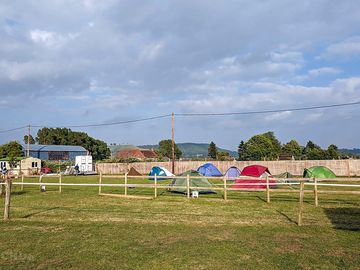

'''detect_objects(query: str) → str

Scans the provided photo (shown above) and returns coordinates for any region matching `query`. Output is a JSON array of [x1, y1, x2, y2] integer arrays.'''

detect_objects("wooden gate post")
[[4, 178, 11, 221], [186, 174, 190, 198], [223, 176, 227, 201], [21, 174, 24, 191], [99, 172, 102, 194], [298, 181, 305, 226], [124, 173, 128, 196], [266, 176, 270, 203], [314, 177, 318, 207], [59, 174, 62, 193], [154, 174, 157, 198]]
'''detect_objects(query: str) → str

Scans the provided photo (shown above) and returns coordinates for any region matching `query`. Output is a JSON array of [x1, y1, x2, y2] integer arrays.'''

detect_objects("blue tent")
[[197, 163, 222, 177], [225, 166, 241, 179], [148, 166, 174, 180]]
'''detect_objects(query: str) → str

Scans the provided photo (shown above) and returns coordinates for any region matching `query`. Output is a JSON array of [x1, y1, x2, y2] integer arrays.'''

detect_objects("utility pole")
[[171, 112, 175, 174], [27, 124, 30, 157]]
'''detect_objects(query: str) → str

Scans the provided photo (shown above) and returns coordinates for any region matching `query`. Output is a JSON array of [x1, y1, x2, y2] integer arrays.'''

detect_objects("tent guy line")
[[0, 100, 359, 134]]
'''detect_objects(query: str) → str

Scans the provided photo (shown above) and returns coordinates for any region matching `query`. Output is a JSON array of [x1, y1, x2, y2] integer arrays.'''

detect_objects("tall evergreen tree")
[[208, 141, 217, 159], [238, 140, 245, 160]]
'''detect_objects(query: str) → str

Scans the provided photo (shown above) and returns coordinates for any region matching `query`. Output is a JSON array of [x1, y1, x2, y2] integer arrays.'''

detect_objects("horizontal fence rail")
[[1, 174, 360, 225]]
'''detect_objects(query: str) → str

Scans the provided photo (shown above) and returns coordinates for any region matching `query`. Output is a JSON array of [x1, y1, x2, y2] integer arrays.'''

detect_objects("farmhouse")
[[0, 156, 41, 176], [22, 144, 87, 161], [116, 146, 158, 160]]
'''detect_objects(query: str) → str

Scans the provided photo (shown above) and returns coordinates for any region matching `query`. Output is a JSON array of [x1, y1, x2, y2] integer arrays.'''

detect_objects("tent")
[[225, 166, 241, 179], [303, 166, 336, 179], [197, 163, 222, 177], [169, 170, 216, 194], [232, 165, 276, 189], [148, 166, 174, 180], [274, 172, 295, 178], [127, 167, 142, 176]]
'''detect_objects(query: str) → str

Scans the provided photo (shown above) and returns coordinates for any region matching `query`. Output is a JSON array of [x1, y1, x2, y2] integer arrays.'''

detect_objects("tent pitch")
[[303, 166, 336, 179], [232, 165, 276, 189], [225, 166, 241, 179], [127, 167, 142, 176], [148, 166, 174, 180], [169, 170, 216, 194], [197, 163, 222, 177]]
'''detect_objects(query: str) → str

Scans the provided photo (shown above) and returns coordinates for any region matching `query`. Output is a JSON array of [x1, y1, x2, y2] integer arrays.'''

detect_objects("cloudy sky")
[[1, 0, 360, 150]]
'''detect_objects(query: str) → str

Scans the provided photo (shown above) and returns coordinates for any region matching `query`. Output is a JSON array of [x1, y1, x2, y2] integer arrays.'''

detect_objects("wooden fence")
[[2, 174, 360, 226], [96, 159, 360, 176]]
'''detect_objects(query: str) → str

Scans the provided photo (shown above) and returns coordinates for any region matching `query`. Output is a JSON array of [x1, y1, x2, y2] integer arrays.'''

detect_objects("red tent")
[[232, 165, 276, 189]]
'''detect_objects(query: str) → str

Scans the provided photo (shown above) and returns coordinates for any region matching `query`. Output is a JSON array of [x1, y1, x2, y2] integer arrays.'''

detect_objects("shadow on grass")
[[22, 207, 60, 218], [323, 208, 360, 231], [276, 210, 297, 225]]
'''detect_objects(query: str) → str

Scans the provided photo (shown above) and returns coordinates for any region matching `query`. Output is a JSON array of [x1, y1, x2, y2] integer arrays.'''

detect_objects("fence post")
[[99, 172, 102, 194], [59, 174, 62, 193], [223, 176, 227, 201], [4, 179, 11, 221], [314, 177, 318, 207], [124, 173, 128, 196], [154, 174, 157, 198], [266, 176, 270, 203], [21, 174, 24, 191], [298, 181, 305, 226], [186, 174, 190, 198]]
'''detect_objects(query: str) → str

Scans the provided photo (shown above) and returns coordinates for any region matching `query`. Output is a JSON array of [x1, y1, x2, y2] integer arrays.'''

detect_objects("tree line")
[[236, 131, 341, 161]]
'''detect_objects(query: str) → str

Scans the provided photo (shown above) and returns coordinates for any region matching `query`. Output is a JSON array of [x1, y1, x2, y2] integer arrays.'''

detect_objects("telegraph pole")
[[27, 125, 30, 157], [171, 112, 175, 174]]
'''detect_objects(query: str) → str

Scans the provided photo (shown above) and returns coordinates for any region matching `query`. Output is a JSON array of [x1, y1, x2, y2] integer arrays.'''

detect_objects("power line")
[[0, 101, 359, 134], [0, 126, 28, 134], [175, 101, 360, 116], [31, 114, 172, 128]]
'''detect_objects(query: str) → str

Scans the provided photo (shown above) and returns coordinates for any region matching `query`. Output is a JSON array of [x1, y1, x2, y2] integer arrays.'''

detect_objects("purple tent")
[[225, 166, 241, 179]]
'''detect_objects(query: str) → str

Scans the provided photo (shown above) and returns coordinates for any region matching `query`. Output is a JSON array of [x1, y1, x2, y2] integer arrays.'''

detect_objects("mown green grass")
[[0, 175, 359, 269]]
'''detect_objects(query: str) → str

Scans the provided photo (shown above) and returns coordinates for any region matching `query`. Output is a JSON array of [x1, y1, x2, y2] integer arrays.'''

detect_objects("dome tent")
[[225, 166, 241, 179], [303, 166, 336, 179], [148, 166, 174, 180], [232, 165, 276, 189], [127, 167, 142, 176], [197, 163, 222, 177], [169, 170, 216, 194]]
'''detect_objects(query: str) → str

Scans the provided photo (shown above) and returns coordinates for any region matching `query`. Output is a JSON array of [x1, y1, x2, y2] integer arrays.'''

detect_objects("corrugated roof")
[[22, 144, 87, 152]]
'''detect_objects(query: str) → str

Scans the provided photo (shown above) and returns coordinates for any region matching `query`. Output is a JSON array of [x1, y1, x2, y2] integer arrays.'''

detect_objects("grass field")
[[0, 175, 359, 269]]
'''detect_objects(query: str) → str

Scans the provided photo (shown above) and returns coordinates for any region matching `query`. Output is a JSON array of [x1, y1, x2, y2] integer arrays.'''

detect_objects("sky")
[[1, 0, 360, 150]]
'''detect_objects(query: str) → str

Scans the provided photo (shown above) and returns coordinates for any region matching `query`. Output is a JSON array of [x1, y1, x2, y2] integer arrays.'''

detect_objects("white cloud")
[[322, 36, 360, 58], [30, 29, 78, 48]]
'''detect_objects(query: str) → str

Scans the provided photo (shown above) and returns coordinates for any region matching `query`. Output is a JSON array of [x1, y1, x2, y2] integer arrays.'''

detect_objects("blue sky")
[[1, 0, 360, 150]]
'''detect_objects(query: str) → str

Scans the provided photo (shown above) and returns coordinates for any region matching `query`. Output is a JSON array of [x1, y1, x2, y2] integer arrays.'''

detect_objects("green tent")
[[274, 172, 295, 178], [169, 170, 216, 194], [303, 166, 336, 178]]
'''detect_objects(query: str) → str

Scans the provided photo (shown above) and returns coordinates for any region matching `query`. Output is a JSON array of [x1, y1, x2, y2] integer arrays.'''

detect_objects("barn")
[[22, 144, 88, 161]]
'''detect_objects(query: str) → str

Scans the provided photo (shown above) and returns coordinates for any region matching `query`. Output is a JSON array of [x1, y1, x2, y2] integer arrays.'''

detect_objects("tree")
[[23, 134, 35, 144], [327, 144, 339, 159], [0, 141, 24, 159], [217, 151, 231, 161], [158, 139, 182, 159], [302, 141, 327, 160], [36, 127, 110, 160], [281, 140, 302, 159], [208, 141, 217, 159], [237, 140, 245, 160], [240, 132, 281, 161]]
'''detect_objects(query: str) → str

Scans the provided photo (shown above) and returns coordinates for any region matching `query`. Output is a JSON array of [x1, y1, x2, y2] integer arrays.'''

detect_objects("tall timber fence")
[[96, 159, 360, 176]]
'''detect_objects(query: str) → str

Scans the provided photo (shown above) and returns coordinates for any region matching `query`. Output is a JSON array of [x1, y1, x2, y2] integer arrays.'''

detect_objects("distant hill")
[[338, 148, 360, 157], [138, 143, 237, 158]]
